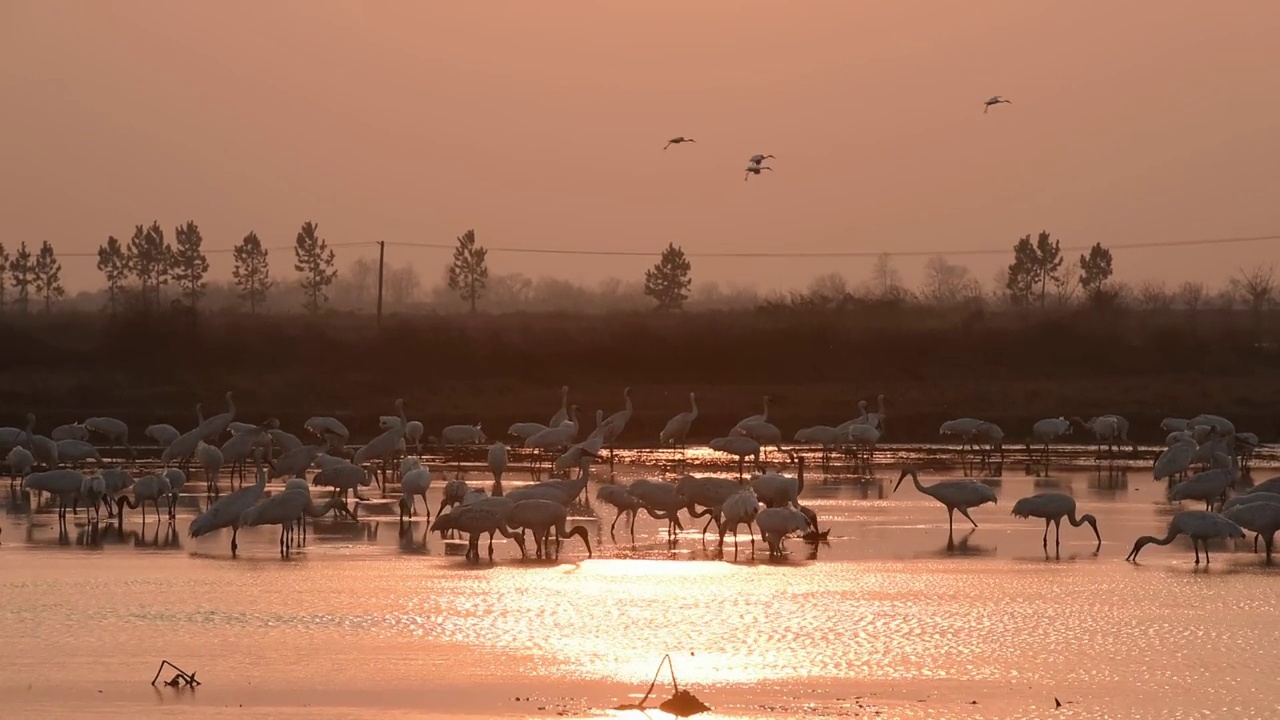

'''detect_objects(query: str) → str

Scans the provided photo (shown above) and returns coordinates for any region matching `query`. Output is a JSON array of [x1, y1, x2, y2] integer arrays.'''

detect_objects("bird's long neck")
[[796, 459, 805, 496], [913, 473, 930, 496], [1066, 510, 1088, 528], [303, 498, 335, 518], [1146, 527, 1182, 547], [761, 397, 769, 422], [225, 395, 235, 420], [877, 396, 886, 415], [689, 396, 698, 418]]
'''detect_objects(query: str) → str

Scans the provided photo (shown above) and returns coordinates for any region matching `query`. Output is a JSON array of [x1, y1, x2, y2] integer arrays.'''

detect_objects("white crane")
[[983, 95, 1012, 113], [508, 498, 592, 560], [718, 489, 761, 557], [51, 423, 88, 442], [195, 441, 224, 494], [1154, 439, 1197, 481], [732, 420, 783, 460], [939, 418, 986, 461], [401, 462, 433, 519], [677, 474, 747, 539], [353, 398, 407, 487], [664, 136, 695, 149], [755, 506, 809, 558], [1223, 492, 1280, 552], [1010, 492, 1100, 550], [1161, 417, 1190, 432], [21, 469, 86, 526], [196, 392, 236, 443], [145, 424, 180, 448], [1169, 459, 1237, 511], [268, 428, 304, 455], [1223, 502, 1280, 563], [1072, 416, 1121, 457], [404, 420, 424, 454], [239, 487, 344, 556], [508, 422, 549, 441], [303, 416, 350, 451], [269, 444, 322, 480], [599, 387, 633, 470], [83, 416, 131, 458], [189, 461, 269, 556], [116, 473, 172, 526], [6, 446, 34, 486], [55, 439, 103, 466], [709, 435, 761, 478], [794, 426, 842, 468], [894, 467, 998, 533], [659, 392, 698, 452], [843, 424, 881, 469], [429, 504, 525, 562], [626, 478, 687, 540], [1126, 510, 1244, 564], [549, 385, 571, 428], [1027, 417, 1072, 466]]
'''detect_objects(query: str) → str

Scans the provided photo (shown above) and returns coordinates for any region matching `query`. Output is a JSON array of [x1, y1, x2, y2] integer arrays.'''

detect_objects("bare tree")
[[1176, 281, 1206, 312], [385, 264, 421, 308], [1231, 265, 1275, 314], [1134, 280, 1172, 311], [868, 253, 903, 299], [807, 272, 849, 301], [1052, 263, 1080, 306], [921, 256, 979, 305]]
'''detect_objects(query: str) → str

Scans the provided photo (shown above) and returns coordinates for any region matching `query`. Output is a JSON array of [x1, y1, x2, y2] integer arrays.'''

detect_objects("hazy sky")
[[3, 1, 1279, 293]]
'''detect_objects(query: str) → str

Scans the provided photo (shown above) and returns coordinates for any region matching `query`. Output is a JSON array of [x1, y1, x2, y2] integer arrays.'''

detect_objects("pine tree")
[[233, 231, 272, 314], [127, 221, 172, 311], [294, 221, 336, 314], [171, 220, 210, 309], [32, 241, 65, 312], [7, 242, 35, 313], [1078, 242, 1114, 298], [643, 243, 692, 311], [97, 235, 130, 315], [446, 229, 488, 313], [1033, 231, 1064, 307]]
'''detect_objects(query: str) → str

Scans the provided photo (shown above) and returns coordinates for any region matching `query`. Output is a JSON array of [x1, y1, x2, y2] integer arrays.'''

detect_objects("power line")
[[46, 232, 1280, 260]]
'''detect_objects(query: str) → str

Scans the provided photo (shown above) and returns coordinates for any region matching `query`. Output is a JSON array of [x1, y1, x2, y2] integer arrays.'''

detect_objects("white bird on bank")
[[659, 392, 698, 450]]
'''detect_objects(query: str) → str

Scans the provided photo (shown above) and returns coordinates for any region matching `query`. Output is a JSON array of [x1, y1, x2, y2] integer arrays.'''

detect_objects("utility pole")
[[376, 240, 385, 327]]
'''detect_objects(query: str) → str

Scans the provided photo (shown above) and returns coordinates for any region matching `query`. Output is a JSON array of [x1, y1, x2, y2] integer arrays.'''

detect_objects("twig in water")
[[612, 653, 711, 717], [151, 660, 201, 688]]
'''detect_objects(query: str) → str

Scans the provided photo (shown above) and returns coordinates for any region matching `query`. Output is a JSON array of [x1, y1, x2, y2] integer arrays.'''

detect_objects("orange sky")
[[3, 1, 1279, 293]]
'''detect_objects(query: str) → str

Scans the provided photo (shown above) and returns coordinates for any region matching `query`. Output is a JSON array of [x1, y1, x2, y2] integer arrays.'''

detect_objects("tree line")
[[1, 224, 1274, 317]]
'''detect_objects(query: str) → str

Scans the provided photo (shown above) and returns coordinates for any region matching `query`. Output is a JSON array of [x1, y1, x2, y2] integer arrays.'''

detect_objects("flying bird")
[[664, 136, 695, 149], [983, 95, 1012, 113], [745, 164, 773, 181], [748, 154, 775, 165]]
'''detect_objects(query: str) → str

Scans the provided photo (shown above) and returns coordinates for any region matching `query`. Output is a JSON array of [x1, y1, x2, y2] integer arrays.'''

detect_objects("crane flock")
[[3, 387, 1276, 568]]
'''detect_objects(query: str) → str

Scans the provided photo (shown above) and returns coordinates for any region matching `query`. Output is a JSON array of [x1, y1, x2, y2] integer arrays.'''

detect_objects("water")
[[2, 449, 1278, 719]]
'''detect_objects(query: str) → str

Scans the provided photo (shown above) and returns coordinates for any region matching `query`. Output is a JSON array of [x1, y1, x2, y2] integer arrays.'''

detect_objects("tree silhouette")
[[0, 243, 8, 313], [7, 242, 35, 313], [32, 241, 64, 312], [922, 256, 980, 304], [1007, 231, 1063, 307], [127, 221, 173, 311], [232, 231, 272, 314], [97, 236, 130, 315], [1078, 242, 1113, 298], [294, 221, 337, 314], [644, 243, 692, 311], [447, 229, 489, 313], [1231, 265, 1275, 330], [1033, 231, 1063, 307], [1005, 235, 1037, 305], [171, 220, 210, 309], [869, 253, 905, 300]]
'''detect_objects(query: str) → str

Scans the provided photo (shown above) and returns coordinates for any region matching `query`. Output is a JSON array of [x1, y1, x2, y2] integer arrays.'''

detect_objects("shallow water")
[[2, 453, 1278, 719]]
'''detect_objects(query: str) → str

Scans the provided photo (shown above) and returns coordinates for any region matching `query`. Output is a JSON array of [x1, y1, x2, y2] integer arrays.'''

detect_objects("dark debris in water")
[[613, 653, 711, 717], [150, 659, 201, 688]]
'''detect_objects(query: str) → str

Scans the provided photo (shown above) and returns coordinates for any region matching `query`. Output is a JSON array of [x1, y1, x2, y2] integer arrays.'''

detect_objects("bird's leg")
[[1054, 518, 1062, 548], [947, 508, 955, 534], [1042, 519, 1050, 548], [231, 527, 239, 557], [609, 511, 621, 541], [958, 506, 978, 528], [1194, 539, 1201, 565], [628, 509, 637, 542], [1204, 542, 1211, 564]]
